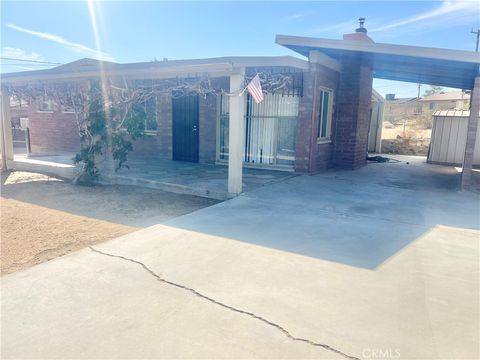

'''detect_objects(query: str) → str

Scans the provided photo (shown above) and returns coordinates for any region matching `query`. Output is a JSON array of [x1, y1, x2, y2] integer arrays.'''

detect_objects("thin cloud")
[[285, 13, 307, 20], [370, 0, 479, 33], [312, 20, 357, 35], [6, 23, 114, 61], [1, 47, 44, 61]]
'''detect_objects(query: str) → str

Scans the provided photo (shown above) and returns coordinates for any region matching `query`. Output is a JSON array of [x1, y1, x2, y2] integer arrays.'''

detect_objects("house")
[[383, 95, 420, 126], [419, 91, 471, 113], [383, 91, 471, 128], [1, 22, 479, 191]]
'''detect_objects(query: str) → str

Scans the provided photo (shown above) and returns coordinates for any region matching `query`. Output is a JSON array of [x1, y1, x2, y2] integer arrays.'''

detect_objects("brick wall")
[[295, 63, 340, 173], [129, 91, 220, 163], [334, 57, 373, 169], [27, 105, 81, 154], [129, 93, 172, 159], [199, 93, 217, 163]]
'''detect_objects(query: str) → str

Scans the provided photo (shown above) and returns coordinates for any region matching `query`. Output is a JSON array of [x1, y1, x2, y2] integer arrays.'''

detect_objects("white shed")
[[368, 89, 385, 153], [428, 110, 480, 166]]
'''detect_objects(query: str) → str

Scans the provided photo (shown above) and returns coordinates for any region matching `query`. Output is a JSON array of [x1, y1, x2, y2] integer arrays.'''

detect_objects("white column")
[[0, 92, 14, 169], [228, 68, 245, 195], [461, 76, 480, 190]]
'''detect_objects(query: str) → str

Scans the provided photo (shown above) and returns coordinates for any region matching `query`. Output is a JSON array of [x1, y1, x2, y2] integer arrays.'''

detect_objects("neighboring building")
[[383, 95, 420, 126], [419, 91, 470, 113]]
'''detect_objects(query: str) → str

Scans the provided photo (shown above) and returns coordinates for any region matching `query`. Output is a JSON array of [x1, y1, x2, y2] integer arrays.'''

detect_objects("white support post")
[[461, 76, 480, 190], [0, 92, 14, 170], [228, 68, 245, 195]]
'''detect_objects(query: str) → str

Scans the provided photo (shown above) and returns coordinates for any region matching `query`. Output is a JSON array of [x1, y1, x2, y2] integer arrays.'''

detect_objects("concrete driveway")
[[2, 156, 479, 359]]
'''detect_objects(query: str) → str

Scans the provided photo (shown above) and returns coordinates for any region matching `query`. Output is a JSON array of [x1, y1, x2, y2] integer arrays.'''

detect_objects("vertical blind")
[[219, 93, 299, 167]]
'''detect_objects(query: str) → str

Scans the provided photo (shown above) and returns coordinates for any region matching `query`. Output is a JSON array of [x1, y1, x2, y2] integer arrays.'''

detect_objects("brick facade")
[[18, 63, 372, 173], [334, 57, 373, 169], [129, 93, 172, 159], [27, 105, 81, 154], [199, 93, 217, 163], [130, 88, 221, 163], [25, 84, 221, 164], [295, 62, 340, 173]]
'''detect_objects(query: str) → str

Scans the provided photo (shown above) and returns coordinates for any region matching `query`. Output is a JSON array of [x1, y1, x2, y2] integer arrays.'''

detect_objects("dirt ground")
[[1, 171, 219, 275], [381, 126, 431, 156]]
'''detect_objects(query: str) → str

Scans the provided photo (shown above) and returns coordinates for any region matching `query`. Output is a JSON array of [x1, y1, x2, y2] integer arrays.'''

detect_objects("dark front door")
[[172, 93, 199, 162]]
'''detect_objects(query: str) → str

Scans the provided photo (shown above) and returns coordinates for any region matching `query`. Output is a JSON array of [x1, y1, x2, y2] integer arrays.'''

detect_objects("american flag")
[[247, 74, 264, 104]]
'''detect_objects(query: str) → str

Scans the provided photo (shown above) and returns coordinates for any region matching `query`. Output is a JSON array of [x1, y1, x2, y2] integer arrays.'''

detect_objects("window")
[[10, 97, 28, 108], [317, 89, 333, 141], [130, 96, 158, 134], [429, 102, 436, 111], [218, 93, 299, 167], [37, 99, 55, 112]]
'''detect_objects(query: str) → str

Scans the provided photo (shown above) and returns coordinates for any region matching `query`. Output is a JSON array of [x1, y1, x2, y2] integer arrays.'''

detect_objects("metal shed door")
[[172, 94, 199, 162]]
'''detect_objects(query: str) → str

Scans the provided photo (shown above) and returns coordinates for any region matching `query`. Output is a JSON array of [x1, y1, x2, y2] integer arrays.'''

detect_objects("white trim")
[[144, 130, 158, 136], [317, 139, 332, 145], [317, 87, 334, 141]]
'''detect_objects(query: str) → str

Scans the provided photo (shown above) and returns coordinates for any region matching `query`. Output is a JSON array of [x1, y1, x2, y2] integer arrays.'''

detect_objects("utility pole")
[[472, 29, 480, 52], [417, 84, 421, 99]]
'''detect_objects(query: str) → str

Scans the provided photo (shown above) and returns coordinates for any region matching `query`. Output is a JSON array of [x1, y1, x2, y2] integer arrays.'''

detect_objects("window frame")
[[124, 96, 158, 136], [37, 99, 55, 113], [216, 92, 299, 168], [142, 96, 158, 135], [317, 88, 334, 142]]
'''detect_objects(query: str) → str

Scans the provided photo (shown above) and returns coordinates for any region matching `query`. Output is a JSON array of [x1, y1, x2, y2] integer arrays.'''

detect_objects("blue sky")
[[1, 0, 479, 97]]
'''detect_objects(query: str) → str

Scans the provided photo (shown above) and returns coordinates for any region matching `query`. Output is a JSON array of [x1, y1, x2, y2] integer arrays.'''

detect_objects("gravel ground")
[[1, 171, 219, 275]]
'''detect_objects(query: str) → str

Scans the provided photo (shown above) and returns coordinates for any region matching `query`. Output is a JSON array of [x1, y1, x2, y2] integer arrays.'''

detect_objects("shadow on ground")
[[166, 156, 480, 269], [1, 171, 219, 228]]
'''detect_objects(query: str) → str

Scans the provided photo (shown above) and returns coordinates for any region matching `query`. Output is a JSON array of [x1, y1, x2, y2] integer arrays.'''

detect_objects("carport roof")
[[276, 35, 480, 90]]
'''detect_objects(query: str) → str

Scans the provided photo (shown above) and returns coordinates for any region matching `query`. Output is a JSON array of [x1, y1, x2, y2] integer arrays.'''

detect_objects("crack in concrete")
[[89, 246, 360, 360]]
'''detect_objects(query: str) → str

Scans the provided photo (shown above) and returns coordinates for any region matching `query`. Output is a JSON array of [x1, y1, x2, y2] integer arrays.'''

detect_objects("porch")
[[7, 151, 295, 200]]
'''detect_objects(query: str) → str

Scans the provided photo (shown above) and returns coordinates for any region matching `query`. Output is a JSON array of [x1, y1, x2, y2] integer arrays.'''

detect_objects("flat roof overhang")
[[276, 35, 480, 90]]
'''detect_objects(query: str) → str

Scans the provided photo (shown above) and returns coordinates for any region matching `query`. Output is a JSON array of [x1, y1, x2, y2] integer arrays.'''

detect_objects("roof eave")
[[1, 55, 309, 85], [275, 34, 480, 64]]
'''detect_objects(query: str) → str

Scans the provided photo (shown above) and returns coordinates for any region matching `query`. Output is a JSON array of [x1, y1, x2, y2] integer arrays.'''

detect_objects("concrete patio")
[[7, 152, 294, 200], [1, 156, 478, 359], [112, 157, 295, 200]]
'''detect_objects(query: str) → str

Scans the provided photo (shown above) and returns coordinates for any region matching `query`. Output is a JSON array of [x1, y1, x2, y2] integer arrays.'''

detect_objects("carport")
[[276, 33, 480, 189]]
